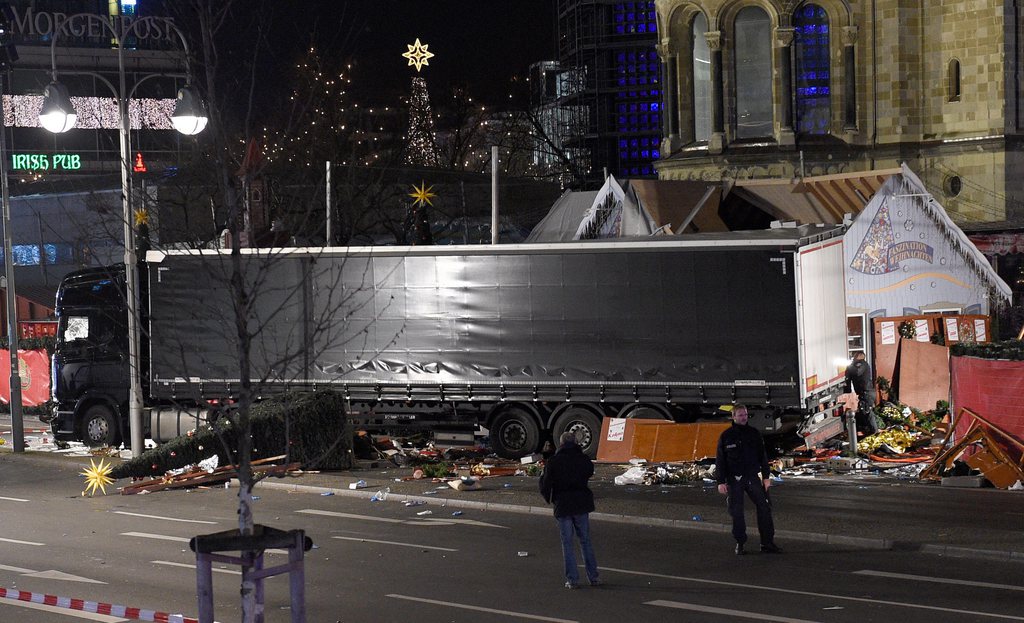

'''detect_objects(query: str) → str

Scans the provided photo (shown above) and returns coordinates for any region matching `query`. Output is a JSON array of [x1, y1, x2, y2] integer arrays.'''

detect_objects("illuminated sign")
[[8, 8, 177, 43], [132, 152, 147, 172], [11, 153, 82, 171]]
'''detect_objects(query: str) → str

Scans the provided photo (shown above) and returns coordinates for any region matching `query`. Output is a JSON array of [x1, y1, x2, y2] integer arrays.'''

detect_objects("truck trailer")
[[47, 225, 849, 458]]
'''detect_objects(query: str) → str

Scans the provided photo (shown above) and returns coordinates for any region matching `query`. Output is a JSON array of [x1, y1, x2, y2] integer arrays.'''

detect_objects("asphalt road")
[[1, 453, 1023, 623]]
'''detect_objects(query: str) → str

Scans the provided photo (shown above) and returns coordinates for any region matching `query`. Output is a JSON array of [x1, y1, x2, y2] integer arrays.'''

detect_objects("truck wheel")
[[81, 405, 119, 448], [490, 407, 540, 459], [618, 404, 673, 420], [553, 408, 601, 458]]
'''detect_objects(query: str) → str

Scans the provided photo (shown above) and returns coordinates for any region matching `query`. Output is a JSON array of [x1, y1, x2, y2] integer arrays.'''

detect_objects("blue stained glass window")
[[794, 4, 831, 134], [651, 102, 660, 112], [652, 150, 660, 158], [619, 139, 628, 148], [12, 245, 40, 266]]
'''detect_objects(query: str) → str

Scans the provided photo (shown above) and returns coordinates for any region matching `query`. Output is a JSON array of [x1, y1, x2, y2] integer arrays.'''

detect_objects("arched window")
[[948, 58, 961, 102], [692, 13, 711, 142], [734, 6, 772, 138], [794, 4, 831, 134]]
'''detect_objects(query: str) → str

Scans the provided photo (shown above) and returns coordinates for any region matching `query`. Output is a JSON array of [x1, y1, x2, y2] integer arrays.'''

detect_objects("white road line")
[[123, 532, 286, 555], [332, 536, 457, 552], [113, 511, 218, 525], [121, 532, 189, 543], [0, 563, 35, 573], [152, 561, 241, 576], [296, 508, 506, 528], [0, 563, 104, 584], [297, 509, 401, 524], [600, 566, 1024, 621], [387, 594, 577, 622], [0, 496, 29, 502], [0, 537, 44, 546], [646, 600, 821, 622], [853, 570, 1024, 592], [0, 598, 127, 621]]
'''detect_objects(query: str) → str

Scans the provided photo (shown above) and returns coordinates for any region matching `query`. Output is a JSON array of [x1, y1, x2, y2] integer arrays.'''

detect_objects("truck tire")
[[553, 407, 602, 458], [81, 405, 119, 448], [618, 404, 673, 420], [490, 407, 541, 459]]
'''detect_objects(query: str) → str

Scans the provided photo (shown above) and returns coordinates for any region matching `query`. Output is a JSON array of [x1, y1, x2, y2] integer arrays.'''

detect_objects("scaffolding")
[[554, 0, 662, 186]]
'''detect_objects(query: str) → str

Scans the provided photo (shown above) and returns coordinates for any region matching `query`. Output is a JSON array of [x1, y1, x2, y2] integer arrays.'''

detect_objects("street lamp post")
[[41, 13, 207, 457]]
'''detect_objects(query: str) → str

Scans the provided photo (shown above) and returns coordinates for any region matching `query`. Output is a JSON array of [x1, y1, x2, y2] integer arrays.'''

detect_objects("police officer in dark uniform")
[[715, 404, 781, 555], [845, 351, 879, 435]]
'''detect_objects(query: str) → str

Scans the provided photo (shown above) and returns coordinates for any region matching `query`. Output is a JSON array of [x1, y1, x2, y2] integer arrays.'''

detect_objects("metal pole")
[[0, 72, 24, 452], [118, 41, 144, 457], [490, 146, 498, 245], [325, 161, 332, 245]]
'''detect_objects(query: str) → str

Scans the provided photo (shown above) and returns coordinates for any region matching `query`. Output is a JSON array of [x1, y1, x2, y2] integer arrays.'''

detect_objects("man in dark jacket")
[[539, 431, 600, 588], [845, 352, 879, 434], [715, 405, 781, 555]]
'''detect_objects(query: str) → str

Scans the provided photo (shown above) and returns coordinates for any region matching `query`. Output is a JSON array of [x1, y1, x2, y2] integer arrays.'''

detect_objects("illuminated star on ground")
[[81, 458, 114, 496], [402, 38, 435, 72], [409, 181, 436, 207]]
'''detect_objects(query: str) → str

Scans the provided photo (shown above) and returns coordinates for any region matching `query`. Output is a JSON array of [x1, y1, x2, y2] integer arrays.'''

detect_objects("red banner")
[[0, 349, 50, 407], [951, 356, 1024, 456]]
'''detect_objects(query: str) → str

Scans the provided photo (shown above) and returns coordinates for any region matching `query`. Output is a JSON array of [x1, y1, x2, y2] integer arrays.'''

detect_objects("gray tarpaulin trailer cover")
[[134, 224, 848, 456]]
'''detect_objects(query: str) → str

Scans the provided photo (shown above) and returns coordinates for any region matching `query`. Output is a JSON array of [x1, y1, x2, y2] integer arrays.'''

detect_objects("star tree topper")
[[402, 38, 435, 72], [409, 181, 436, 207], [81, 458, 114, 496]]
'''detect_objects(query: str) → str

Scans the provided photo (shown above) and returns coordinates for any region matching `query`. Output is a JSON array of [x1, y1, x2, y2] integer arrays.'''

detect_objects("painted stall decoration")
[[845, 166, 1010, 321], [0, 349, 50, 406]]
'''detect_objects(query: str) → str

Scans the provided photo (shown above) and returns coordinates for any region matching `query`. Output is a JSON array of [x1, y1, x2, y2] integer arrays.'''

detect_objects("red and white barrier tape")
[[0, 586, 198, 623]]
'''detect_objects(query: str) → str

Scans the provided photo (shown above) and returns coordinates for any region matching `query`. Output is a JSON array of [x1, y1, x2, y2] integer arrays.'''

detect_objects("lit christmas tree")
[[406, 76, 441, 167]]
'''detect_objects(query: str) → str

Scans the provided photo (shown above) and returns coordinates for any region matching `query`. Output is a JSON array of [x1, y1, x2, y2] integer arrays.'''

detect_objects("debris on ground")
[[120, 455, 298, 495], [613, 462, 714, 485]]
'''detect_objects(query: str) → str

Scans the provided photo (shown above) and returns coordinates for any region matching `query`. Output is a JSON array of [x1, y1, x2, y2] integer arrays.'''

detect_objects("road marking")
[[113, 511, 218, 525], [0, 537, 44, 546], [123, 532, 286, 555], [0, 496, 28, 502], [297, 508, 507, 528], [0, 563, 105, 584], [152, 561, 240, 576], [332, 536, 457, 552], [646, 600, 821, 622], [387, 594, 577, 622], [600, 566, 1024, 621], [0, 563, 35, 574], [0, 599, 127, 621], [121, 532, 189, 544], [853, 570, 1024, 592]]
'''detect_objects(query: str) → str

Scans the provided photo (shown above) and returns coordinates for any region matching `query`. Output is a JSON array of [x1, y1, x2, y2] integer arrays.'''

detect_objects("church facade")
[[653, 0, 1024, 228]]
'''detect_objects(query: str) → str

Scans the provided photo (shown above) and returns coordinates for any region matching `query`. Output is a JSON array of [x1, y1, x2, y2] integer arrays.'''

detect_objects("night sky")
[[196, 1, 557, 109]]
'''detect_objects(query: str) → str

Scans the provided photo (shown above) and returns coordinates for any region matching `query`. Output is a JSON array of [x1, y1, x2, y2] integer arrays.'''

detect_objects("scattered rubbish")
[[503, 483, 513, 488], [451, 511, 463, 516], [416, 510, 433, 516], [448, 476, 481, 491], [1010, 480, 1023, 491], [614, 463, 713, 486], [321, 491, 335, 496], [628, 458, 647, 466], [370, 488, 391, 502], [349, 480, 368, 490], [422, 490, 438, 495], [822, 606, 844, 610], [412, 469, 425, 479], [404, 500, 426, 507], [120, 456, 297, 495], [520, 453, 543, 464], [251, 496, 260, 501], [691, 515, 703, 522], [517, 551, 529, 557]]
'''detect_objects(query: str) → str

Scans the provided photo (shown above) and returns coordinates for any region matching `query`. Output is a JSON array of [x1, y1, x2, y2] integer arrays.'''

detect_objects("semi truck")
[[46, 224, 850, 458]]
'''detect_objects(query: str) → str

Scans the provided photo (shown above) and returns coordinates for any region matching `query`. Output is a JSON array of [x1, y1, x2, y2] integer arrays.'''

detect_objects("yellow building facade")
[[654, 0, 1023, 227]]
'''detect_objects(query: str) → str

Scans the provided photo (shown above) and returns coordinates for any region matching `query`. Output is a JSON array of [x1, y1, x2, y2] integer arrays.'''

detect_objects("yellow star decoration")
[[402, 38, 434, 72], [134, 208, 149, 227], [81, 458, 114, 496], [409, 181, 436, 207]]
